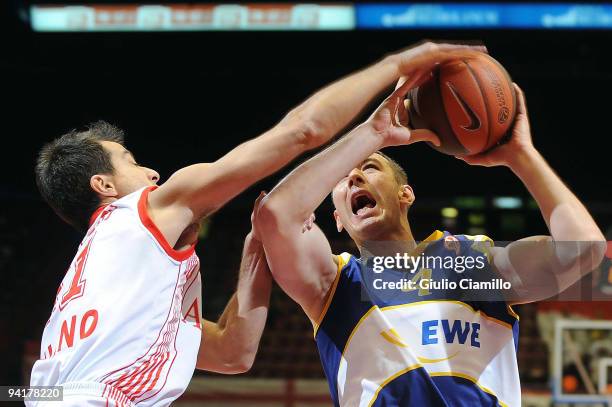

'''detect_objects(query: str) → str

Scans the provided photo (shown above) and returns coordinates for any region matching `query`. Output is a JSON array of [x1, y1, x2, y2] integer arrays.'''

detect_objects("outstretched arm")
[[149, 42, 487, 248], [196, 197, 272, 373], [256, 73, 442, 321], [458, 84, 606, 303]]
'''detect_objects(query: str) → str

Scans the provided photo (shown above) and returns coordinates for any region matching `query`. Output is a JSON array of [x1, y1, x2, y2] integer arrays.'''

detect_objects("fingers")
[[301, 213, 316, 233], [399, 42, 488, 80], [513, 83, 528, 116], [387, 74, 423, 127], [254, 191, 266, 205], [435, 42, 488, 54], [427, 45, 487, 69], [455, 154, 483, 166], [411, 129, 441, 147], [395, 97, 409, 128], [434, 48, 481, 64], [395, 75, 408, 91], [392, 69, 426, 99], [455, 153, 494, 167], [251, 191, 267, 224]]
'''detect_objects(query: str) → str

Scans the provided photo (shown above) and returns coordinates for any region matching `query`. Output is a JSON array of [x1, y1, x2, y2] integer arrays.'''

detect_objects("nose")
[[347, 168, 365, 188], [146, 168, 160, 184]]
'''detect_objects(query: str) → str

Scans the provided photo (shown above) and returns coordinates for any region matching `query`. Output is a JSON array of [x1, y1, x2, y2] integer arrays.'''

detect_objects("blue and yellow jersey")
[[314, 230, 520, 407]]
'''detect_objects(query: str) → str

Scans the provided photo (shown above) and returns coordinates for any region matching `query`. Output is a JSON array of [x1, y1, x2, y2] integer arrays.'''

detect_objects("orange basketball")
[[408, 52, 517, 156]]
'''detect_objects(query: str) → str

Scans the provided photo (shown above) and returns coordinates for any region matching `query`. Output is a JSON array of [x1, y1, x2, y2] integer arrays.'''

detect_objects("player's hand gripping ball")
[[408, 52, 517, 156]]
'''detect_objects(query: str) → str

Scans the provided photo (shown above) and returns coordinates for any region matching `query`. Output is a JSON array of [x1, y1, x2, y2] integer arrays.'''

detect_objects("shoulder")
[[451, 233, 495, 249], [336, 252, 353, 269]]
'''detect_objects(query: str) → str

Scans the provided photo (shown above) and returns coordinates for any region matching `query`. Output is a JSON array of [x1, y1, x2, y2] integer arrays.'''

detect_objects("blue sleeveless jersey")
[[314, 230, 520, 407]]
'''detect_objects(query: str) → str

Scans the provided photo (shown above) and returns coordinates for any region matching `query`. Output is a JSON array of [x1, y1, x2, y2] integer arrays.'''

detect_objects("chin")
[[351, 216, 388, 241]]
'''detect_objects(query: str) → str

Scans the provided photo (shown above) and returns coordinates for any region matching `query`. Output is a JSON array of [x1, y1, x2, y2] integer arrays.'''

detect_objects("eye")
[[362, 163, 377, 171]]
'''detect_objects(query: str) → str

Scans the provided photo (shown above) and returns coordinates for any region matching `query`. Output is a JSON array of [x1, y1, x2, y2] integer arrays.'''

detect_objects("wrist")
[[380, 54, 402, 77], [359, 121, 388, 149], [506, 146, 542, 173]]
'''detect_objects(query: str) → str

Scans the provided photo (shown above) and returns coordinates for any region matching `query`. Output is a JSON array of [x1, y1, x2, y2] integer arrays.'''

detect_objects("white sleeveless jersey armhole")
[[29, 186, 202, 407]]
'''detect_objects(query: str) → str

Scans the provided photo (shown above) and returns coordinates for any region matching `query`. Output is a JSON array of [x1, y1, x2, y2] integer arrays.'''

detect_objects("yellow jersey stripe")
[[367, 364, 423, 407], [429, 371, 509, 407], [313, 253, 351, 337]]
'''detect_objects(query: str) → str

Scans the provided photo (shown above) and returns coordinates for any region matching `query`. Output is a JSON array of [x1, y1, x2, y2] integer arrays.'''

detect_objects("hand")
[[302, 213, 316, 233], [457, 83, 535, 167], [250, 191, 267, 241], [367, 77, 440, 148], [394, 41, 488, 84]]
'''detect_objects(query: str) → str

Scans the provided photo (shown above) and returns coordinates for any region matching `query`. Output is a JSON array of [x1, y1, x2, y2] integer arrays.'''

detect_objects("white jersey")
[[30, 186, 202, 406]]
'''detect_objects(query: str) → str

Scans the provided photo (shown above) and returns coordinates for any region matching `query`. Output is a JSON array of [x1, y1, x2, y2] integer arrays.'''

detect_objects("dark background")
[[1, 0, 612, 388]]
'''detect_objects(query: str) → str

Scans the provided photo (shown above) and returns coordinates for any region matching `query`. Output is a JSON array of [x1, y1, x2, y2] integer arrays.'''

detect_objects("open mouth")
[[350, 190, 377, 216]]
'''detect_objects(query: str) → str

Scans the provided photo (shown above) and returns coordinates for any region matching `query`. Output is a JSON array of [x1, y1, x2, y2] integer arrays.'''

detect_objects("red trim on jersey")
[[132, 352, 170, 400], [133, 264, 184, 402], [89, 205, 109, 226], [127, 353, 166, 397], [101, 260, 182, 384], [128, 315, 175, 400], [137, 320, 180, 403], [138, 186, 195, 262]]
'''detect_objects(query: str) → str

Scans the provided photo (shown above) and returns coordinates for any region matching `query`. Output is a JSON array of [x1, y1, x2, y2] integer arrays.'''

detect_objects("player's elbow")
[[255, 194, 294, 237], [584, 235, 607, 270], [219, 359, 254, 375], [554, 235, 607, 275], [221, 343, 258, 374], [231, 354, 257, 374], [196, 345, 257, 374]]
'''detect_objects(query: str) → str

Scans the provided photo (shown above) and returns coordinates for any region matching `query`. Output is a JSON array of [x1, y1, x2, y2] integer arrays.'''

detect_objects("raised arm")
[[255, 74, 442, 321], [458, 84, 606, 303], [148, 42, 486, 247], [196, 196, 272, 373]]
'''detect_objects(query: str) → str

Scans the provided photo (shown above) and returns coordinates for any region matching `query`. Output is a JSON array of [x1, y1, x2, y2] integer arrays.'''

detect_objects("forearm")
[[197, 234, 272, 373], [219, 56, 401, 175], [193, 60, 401, 215], [219, 234, 272, 366], [509, 148, 604, 242], [284, 55, 401, 140], [217, 55, 401, 179], [494, 150, 606, 301], [212, 124, 311, 192], [264, 123, 383, 223]]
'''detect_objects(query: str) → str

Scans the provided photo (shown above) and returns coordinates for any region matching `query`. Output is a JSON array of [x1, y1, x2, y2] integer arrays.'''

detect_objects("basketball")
[[408, 52, 517, 156]]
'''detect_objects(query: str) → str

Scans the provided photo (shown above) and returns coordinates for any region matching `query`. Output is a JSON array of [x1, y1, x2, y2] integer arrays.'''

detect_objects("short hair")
[[35, 121, 125, 231], [374, 151, 408, 185]]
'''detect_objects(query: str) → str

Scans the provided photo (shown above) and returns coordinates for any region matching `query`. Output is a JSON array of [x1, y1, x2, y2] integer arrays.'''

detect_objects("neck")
[[356, 219, 416, 258], [98, 195, 120, 206]]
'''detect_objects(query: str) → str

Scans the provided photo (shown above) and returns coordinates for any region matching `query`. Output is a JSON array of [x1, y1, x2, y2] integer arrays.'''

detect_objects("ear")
[[333, 209, 344, 233], [90, 174, 118, 199], [398, 184, 415, 207]]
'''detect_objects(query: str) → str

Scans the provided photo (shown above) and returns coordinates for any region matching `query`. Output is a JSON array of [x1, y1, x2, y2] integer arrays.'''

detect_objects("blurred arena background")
[[2, 1, 612, 406]]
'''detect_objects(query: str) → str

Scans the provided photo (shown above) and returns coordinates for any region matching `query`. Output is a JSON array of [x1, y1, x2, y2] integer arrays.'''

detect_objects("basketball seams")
[[430, 54, 515, 156], [487, 55, 517, 130], [463, 59, 493, 152], [434, 65, 469, 155]]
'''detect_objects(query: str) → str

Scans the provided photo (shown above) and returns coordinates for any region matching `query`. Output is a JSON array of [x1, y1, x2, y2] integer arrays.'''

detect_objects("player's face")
[[331, 153, 407, 242], [101, 141, 160, 198]]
